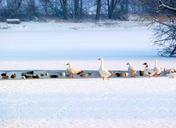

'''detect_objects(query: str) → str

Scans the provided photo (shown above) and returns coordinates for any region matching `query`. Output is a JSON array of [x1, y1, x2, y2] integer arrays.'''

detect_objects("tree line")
[[1, 0, 175, 21], [0, 0, 171, 21], [0, 0, 128, 20]]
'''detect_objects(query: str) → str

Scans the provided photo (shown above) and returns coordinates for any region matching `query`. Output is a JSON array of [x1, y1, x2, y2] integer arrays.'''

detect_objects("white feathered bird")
[[143, 62, 153, 76], [126, 62, 136, 77], [143, 60, 161, 77], [66, 63, 83, 78], [153, 60, 162, 76], [98, 58, 111, 80]]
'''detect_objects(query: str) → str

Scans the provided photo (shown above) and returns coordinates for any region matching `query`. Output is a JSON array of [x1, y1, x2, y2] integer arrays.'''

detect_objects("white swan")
[[98, 58, 111, 80], [66, 63, 83, 78], [126, 62, 136, 77]]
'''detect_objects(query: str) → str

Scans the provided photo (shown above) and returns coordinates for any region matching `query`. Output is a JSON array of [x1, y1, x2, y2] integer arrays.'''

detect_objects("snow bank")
[[1, 119, 176, 128]]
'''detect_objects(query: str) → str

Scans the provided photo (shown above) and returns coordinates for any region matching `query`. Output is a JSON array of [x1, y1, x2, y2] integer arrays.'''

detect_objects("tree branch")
[[158, 0, 176, 12]]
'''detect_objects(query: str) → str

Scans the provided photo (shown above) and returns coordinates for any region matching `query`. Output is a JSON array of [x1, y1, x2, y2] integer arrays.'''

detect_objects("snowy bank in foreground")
[[1, 119, 176, 128], [0, 78, 176, 93], [0, 77, 176, 128], [0, 78, 176, 128]]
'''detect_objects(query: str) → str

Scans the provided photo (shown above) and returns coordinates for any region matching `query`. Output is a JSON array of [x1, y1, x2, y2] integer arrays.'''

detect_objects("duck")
[[50, 75, 58, 78], [114, 72, 128, 77], [98, 58, 111, 80], [1, 73, 9, 79], [66, 63, 84, 78], [126, 62, 136, 77], [11, 73, 16, 79]]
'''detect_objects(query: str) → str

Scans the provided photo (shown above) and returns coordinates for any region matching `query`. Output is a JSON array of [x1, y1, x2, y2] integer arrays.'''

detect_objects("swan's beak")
[[66, 63, 69, 66]]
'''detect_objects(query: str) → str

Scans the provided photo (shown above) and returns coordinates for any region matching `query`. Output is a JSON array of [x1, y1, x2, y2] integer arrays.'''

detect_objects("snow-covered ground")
[[0, 21, 176, 128], [0, 60, 176, 128], [0, 77, 176, 128]]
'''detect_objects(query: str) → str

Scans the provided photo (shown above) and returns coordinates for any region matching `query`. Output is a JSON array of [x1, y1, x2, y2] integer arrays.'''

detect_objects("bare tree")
[[107, 0, 128, 19], [26, 0, 38, 17], [39, 0, 50, 15], [7, 0, 23, 18], [96, 0, 101, 20], [154, 0, 176, 56], [107, 0, 119, 19], [158, 0, 176, 12], [73, 0, 79, 19], [60, 0, 68, 19], [0, 0, 130, 21]]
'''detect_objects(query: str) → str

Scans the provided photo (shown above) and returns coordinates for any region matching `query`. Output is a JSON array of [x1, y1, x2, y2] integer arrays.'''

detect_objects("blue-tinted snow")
[[0, 21, 157, 60]]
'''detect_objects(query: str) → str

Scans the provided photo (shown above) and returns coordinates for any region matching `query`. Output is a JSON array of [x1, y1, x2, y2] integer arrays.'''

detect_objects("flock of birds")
[[0, 58, 176, 80], [67, 58, 176, 80]]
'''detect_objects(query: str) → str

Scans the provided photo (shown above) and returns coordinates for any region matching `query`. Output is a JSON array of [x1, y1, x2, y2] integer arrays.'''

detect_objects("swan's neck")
[[100, 60, 105, 68], [155, 60, 158, 68], [128, 64, 131, 68], [68, 65, 72, 69]]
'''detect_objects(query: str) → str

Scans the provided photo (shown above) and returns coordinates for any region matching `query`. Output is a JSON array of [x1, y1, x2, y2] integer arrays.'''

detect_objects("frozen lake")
[[0, 21, 156, 60], [0, 92, 176, 120]]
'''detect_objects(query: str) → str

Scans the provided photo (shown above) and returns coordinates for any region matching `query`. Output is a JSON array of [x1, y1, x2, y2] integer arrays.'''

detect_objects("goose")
[[143, 60, 161, 77], [98, 58, 111, 80], [143, 62, 155, 77], [66, 63, 84, 78], [153, 60, 162, 76], [126, 62, 136, 77]]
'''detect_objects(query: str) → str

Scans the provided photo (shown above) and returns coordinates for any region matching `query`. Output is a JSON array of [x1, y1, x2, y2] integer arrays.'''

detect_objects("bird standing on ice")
[[153, 60, 162, 76], [66, 63, 84, 78], [143, 60, 161, 77], [126, 62, 136, 77], [98, 58, 111, 80], [143, 62, 153, 76]]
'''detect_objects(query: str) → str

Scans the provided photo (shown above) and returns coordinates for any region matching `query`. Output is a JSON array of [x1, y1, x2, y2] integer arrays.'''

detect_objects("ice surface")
[[0, 21, 155, 60]]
